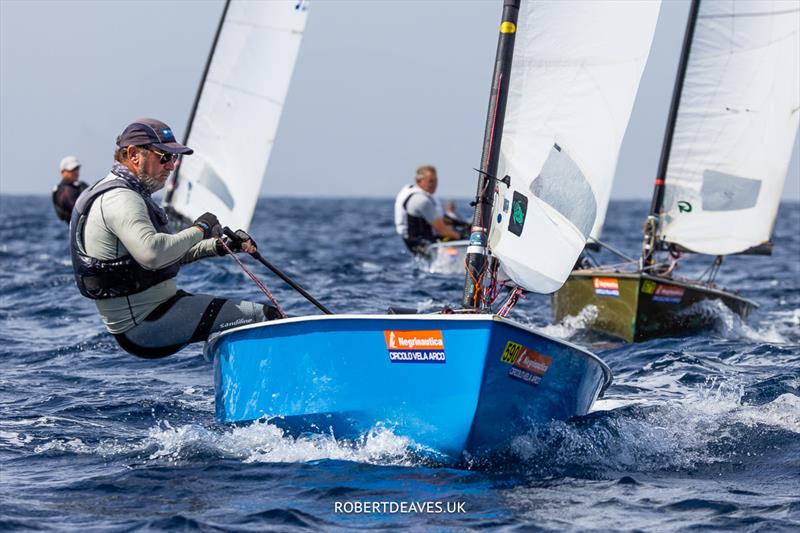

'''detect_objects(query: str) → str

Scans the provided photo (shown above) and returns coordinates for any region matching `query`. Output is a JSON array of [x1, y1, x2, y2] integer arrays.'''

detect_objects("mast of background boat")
[[163, 0, 231, 206], [462, 0, 520, 310], [641, 0, 700, 269]]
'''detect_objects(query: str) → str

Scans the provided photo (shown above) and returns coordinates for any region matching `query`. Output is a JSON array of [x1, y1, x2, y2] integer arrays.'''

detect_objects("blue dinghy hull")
[[205, 314, 611, 460]]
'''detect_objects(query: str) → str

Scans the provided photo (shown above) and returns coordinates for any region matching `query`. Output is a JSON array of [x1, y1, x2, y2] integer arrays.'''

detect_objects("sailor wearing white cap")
[[52, 155, 88, 223]]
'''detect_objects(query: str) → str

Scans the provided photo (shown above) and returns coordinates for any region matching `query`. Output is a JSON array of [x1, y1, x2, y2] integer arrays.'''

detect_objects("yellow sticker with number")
[[500, 341, 523, 365]]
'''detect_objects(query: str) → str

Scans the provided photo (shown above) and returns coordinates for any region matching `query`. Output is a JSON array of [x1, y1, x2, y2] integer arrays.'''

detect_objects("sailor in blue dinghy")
[[68, 118, 282, 359]]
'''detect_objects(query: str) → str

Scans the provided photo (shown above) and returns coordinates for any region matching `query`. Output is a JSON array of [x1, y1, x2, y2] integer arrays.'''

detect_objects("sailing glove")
[[193, 212, 222, 239], [215, 229, 258, 255]]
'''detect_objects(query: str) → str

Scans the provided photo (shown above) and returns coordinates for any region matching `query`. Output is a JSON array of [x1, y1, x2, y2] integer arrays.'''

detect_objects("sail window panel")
[[489, 0, 661, 293], [701, 170, 761, 211], [657, 0, 800, 255], [530, 144, 596, 239], [192, 161, 236, 212]]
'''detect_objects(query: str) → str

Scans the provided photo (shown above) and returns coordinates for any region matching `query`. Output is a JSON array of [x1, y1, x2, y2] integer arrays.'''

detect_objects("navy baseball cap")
[[116, 118, 193, 155]]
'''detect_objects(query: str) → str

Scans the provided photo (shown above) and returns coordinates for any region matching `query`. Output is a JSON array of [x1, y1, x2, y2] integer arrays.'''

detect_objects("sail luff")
[[643, 0, 700, 266], [164, 0, 231, 207], [462, 0, 521, 310]]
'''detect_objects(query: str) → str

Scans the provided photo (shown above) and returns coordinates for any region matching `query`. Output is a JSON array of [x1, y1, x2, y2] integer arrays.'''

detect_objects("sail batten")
[[164, 0, 308, 232], [656, 0, 800, 256], [488, 0, 661, 294]]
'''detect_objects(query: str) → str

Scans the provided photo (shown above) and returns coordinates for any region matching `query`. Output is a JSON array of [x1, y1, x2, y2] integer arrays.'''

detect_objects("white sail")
[[488, 0, 661, 293], [657, 0, 800, 255], [165, 0, 308, 231]]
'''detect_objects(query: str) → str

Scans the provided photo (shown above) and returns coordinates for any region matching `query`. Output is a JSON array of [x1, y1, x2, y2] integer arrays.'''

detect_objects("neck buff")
[[110, 162, 169, 226]]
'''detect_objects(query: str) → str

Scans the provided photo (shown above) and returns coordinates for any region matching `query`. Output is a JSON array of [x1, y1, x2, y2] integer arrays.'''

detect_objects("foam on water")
[[509, 377, 799, 474], [0, 430, 34, 447], [539, 305, 599, 339], [141, 420, 427, 467], [359, 261, 383, 273], [709, 300, 792, 344], [422, 249, 463, 275]]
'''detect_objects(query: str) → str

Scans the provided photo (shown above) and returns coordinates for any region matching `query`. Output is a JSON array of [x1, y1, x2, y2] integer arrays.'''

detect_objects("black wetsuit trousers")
[[113, 290, 281, 359]]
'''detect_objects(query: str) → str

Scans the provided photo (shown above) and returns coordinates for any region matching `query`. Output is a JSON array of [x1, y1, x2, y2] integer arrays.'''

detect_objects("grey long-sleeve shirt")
[[83, 175, 218, 334]]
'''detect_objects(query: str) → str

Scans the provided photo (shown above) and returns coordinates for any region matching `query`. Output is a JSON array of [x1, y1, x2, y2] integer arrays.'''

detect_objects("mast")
[[642, 0, 700, 267], [164, 0, 231, 206], [462, 0, 520, 309]]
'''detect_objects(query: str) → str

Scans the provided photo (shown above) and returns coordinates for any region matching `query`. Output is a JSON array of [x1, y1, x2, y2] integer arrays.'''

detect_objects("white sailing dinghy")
[[163, 0, 308, 231], [553, 0, 800, 342]]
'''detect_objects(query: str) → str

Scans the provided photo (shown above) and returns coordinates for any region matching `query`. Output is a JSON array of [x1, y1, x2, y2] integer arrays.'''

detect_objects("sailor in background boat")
[[393, 165, 467, 256], [69, 118, 281, 359], [52, 155, 88, 224]]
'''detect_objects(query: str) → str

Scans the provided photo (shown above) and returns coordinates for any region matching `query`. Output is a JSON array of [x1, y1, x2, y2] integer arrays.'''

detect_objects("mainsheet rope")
[[218, 238, 287, 318]]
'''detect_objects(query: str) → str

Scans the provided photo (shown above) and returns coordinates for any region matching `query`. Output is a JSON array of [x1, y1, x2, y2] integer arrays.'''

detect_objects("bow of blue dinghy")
[[204, 314, 611, 461]]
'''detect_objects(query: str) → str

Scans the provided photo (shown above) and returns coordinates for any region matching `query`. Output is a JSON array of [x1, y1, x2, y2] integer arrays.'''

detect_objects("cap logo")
[[161, 128, 175, 141]]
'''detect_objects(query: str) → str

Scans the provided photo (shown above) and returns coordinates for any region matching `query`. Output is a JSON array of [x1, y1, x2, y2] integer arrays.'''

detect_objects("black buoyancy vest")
[[403, 193, 436, 244], [52, 181, 88, 223], [69, 177, 181, 299]]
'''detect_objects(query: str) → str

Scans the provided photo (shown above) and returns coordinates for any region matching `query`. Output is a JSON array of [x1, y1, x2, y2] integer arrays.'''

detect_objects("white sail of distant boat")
[[163, 0, 309, 232], [487, 0, 662, 293], [656, 0, 800, 256]]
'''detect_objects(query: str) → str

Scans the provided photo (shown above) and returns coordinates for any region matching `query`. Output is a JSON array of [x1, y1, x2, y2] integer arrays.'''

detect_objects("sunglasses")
[[146, 146, 179, 165]]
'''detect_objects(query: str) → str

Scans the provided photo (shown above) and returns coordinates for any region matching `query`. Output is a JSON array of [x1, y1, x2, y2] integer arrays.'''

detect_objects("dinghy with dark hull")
[[552, 0, 799, 342], [553, 270, 757, 342]]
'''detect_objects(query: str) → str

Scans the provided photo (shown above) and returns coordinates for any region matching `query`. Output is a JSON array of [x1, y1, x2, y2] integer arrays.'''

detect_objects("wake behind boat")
[[423, 239, 469, 275], [202, 0, 661, 461]]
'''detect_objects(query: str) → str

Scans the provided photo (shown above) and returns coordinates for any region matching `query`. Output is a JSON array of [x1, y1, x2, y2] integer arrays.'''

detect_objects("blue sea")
[[1, 196, 798, 531]]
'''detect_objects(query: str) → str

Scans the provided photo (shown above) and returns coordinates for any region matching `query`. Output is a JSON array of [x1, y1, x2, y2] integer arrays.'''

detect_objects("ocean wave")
[[539, 304, 599, 340], [140, 420, 429, 467], [506, 378, 799, 475]]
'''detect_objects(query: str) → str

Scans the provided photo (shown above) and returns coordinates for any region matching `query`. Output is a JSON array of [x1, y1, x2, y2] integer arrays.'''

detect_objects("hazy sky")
[[1, 0, 798, 201]]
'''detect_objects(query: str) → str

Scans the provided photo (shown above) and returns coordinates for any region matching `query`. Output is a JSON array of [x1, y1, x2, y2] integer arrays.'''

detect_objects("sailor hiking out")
[[69, 118, 280, 358]]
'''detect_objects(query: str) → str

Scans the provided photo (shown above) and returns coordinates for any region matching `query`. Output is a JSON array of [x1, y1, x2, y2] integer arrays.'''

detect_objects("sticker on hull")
[[652, 284, 684, 304], [641, 279, 657, 294], [593, 277, 620, 297], [508, 366, 543, 385], [499, 341, 552, 386], [384, 330, 446, 364]]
